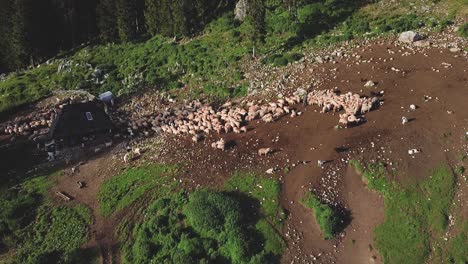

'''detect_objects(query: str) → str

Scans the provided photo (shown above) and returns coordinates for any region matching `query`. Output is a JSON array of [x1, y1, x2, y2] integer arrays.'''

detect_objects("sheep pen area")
[[1, 35, 467, 264]]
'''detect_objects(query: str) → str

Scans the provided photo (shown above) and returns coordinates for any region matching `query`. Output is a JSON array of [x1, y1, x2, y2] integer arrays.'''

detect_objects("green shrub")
[[458, 23, 468, 38], [184, 189, 243, 239], [120, 173, 285, 264], [301, 192, 339, 239]]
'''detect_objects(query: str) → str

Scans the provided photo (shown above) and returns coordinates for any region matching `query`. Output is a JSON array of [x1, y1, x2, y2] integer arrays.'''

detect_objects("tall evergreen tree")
[[0, 0, 14, 71], [248, 0, 266, 57], [171, 0, 189, 36], [97, 0, 118, 42], [116, 0, 137, 42], [145, 0, 174, 37], [10, 0, 33, 68]]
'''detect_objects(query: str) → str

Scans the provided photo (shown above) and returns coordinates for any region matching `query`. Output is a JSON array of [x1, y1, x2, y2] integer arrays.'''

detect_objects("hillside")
[[0, 1, 468, 264]]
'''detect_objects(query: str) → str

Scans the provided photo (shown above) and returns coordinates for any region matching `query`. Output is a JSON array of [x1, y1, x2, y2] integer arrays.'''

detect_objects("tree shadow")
[[276, 0, 372, 52], [333, 205, 352, 235]]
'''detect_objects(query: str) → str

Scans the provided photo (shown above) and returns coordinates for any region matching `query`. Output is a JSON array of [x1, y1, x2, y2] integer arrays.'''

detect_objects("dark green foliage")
[[10, 0, 33, 68], [184, 189, 243, 238], [0, 0, 14, 72], [97, 0, 118, 42], [144, 0, 233, 38], [116, 0, 138, 42], [301, 192, 339, 239], [262, 52, 302, 66], [0, 0, 98, 71], [248, 0, 267, 55], [459, 22, 468, 38], [119, 173, 285, 264]]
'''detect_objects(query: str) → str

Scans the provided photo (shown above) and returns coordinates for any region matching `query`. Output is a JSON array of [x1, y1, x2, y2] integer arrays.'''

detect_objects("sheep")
[[211, 138, 226, 150], [258, 148, 273, 156], [123, 153, 130, 163], [402, 116, 409, 125], [192, 134, 203, 142], [133, 148, 142, 156]]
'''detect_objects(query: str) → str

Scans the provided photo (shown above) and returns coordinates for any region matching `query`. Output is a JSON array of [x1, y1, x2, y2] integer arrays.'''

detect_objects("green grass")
[[350, 161, 458, 264], [118, 172, 285, 264], [224, 172, 285, 227], [301, 192, 339, 240], [98, 164, 179, 217], [224, 172, 286, 255], [446, 221, 468, 263], [459, 22, 468, 38], [18, 204, 93, 264], [0, 172, 95, 263]]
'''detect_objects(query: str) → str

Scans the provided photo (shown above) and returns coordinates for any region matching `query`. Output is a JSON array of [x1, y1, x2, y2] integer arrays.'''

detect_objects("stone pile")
[[307, 89, 379, 126]]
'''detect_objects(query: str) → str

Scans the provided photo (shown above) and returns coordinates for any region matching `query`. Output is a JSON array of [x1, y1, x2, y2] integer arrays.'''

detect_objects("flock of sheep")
[[1, 88, 379, 146], [128, 89, 379, 145], [128, 94, 304, 141], [1, 106, 59, 140], [1, 97, 90, 139], [307, 89, 379, 126]]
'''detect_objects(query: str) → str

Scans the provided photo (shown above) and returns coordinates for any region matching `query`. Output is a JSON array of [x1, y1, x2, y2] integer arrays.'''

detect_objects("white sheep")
[[258, 148, 273, 156]]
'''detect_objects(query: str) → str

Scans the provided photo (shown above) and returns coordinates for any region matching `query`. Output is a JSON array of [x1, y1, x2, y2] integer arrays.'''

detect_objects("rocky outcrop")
[[398, 31, 423, 43], [234, 0, 248, 21]]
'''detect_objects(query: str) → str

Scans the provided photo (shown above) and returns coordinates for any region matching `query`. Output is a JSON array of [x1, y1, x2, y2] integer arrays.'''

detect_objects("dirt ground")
[[2, 34, 467, 264]]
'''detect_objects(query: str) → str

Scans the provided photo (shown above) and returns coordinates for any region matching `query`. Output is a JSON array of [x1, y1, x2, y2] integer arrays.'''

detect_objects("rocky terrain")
[[1, 28, 467, 264]]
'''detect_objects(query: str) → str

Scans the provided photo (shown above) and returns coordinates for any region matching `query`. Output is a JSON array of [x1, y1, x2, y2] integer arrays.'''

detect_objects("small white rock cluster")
[[306, 89, 379, 126]]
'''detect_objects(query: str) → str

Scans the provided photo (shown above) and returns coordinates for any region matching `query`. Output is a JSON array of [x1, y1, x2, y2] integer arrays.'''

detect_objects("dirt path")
[[50, 148, 125, 264]]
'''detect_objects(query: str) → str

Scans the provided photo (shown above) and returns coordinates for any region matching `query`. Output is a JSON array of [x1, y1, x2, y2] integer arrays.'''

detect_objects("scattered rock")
[[364, 80, 376, 87], [398, 31, 423, 43]]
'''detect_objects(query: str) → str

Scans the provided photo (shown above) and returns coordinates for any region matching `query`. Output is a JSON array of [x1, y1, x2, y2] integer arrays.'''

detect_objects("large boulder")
[[234, 0, 248, 21], [398, 31, 423, 43]]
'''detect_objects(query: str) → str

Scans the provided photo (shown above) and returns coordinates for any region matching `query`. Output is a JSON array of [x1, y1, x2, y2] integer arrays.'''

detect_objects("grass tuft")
[[301, 192, 339, 240]]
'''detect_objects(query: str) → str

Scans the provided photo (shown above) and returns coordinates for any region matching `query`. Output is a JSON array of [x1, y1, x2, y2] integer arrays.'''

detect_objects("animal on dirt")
[[258, 148, 273, 156]]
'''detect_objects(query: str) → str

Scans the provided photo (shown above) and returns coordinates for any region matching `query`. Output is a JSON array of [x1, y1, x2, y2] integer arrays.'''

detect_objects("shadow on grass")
[[277, 0, 372, 52]]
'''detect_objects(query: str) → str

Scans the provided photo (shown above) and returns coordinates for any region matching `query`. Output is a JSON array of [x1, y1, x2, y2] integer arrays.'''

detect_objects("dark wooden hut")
[[49, 101, 112, 144]]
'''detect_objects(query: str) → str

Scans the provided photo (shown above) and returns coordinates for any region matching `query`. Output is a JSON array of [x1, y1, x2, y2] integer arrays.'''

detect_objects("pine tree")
[[116, 0, 137, 42], [145, 0, 174, 37], [96, 0, 118, 42], [10, 0, 33, 68], [248, 0, 266, 57], [0, 0, 14, 71], [144, 0, 159, 36], [171, 0, 189, 36]]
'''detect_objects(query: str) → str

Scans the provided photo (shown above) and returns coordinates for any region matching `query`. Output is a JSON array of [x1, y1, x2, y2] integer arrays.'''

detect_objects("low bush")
[[119, 173, 285, 264], [458, 22, 468, 38], [301, 192, 339, 239], [262, 53, 303, 67]]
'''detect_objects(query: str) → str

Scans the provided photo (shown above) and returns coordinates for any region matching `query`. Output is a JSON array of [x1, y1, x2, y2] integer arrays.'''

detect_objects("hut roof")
[[50, 101, 112, 139]]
